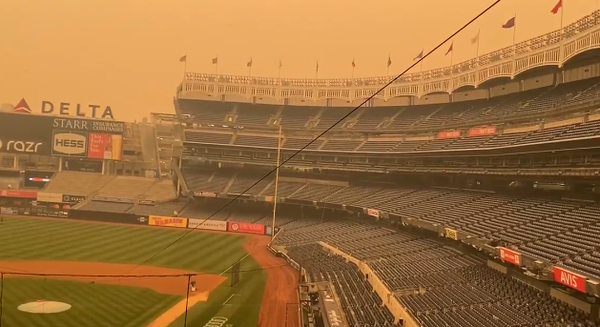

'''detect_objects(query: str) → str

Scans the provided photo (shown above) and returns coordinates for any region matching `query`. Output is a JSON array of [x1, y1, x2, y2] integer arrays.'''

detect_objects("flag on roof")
[[551, 0, 563, 14], [471, 30, 480, 44], [387, 55, 392, 67], [179, 55, 187, 62], [445, 42, 453, 55], [212, 57, 218, 64], [352, 59, 356, 68], [247, 58, 253, 67], [413, 50, 423, 60], [316, 61, 319, 73], [13, 98, 31, 114], [502, 17, 516, 29]]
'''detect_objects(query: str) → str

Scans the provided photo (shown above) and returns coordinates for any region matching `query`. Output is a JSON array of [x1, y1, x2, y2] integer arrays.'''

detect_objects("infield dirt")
[[0, 261, 224, 296]]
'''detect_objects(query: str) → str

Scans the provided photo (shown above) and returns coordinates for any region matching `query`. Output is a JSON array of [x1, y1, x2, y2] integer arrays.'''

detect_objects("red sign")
[[228, 221, 265, 235], [553, 266, 587, 293], [499, 247, 521, 266], [367, 208, 380, 218], [0, 189, 37, 199], [87, 133, 123, 160], [468, 126, 497, 136], [437, 130, 461, 139]]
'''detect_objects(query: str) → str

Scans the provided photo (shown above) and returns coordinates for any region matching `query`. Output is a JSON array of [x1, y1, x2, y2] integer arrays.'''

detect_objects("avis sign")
[[553, 266, 587, 293]]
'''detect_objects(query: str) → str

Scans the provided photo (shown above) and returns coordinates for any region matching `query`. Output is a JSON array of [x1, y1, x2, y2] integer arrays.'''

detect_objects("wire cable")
[[131, 0, 503, 270]]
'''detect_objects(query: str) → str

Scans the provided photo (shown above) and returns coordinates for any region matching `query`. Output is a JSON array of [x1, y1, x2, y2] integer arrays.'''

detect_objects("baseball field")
[[0, 216, 299, 327]]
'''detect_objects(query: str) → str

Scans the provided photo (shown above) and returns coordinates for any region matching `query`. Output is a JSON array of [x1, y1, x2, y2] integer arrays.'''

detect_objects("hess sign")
[[52, 132, 87, 156]]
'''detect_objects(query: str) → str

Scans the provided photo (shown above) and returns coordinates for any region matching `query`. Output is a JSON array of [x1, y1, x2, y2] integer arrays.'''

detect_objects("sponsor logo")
[[366, 208, 379, 218], [553, 266, 587, 293], [149, 216, 187, 228], [62, 194, 86, 203], [53, 118, 125, 133], [13, 98, 32, 113], [444, 228, 458, 241], [41, 100, 115, 119], [52, 132, 87, 155], [499, 247, 521, 266], [188, 219, 227, 231], [0, 140, 43, 153], [227, 221, 265, 235], [138, 217, 147, 223], [138, 199, 156, 206], [203, 316, 229, 327]]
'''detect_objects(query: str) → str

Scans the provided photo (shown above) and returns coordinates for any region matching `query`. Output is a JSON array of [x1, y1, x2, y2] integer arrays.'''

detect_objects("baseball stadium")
[[4, 8, 600, 327]]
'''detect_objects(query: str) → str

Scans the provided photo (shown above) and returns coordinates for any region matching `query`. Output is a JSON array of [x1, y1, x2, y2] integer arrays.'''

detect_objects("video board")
[[0, 112, 124, 160]]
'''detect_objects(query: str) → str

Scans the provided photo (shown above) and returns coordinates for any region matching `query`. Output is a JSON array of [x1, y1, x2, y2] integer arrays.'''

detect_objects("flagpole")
[[278, 62, 281, 79], [559, 1, 564, 65], [475, 29, 481, 85], [215, 56, 219, 75], [271, 124, 282, 241], [511, 14, 517, 78], [476, 29, 481, 59]]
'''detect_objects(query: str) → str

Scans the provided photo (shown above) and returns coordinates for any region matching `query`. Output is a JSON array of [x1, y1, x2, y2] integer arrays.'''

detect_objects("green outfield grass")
[[0, 216, 267, 327]]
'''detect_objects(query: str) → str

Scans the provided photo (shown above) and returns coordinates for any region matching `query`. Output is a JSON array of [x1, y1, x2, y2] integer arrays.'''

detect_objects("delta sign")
[[12, 98, 115, 120]]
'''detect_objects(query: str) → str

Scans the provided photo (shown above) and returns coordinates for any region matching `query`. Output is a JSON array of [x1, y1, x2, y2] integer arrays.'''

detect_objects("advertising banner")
[[52, 117, 125, 133], [62, 159, 103, 173], [87, 133, 123, 160], [444, 228, 458, 240], [138, 199, 156, 206], [437, 130, 461, 139], [62, 194, 86, 204], [149, 216, 188, 228], [499, 247, 522, 266], [0, 189, 37, 199], [265, 226, 273, 236], [553, 266, 587, 293], [228, 221, 265, 235], [194, 191, 216, 198], [188, 219, 227, 231], [91, 196, 135, 204], [0, 112, 52, 155], [366, 208, 380, 218], [468, 126, 497, 136], [37, 192, 64, 203], [51, 130, 88, 157]]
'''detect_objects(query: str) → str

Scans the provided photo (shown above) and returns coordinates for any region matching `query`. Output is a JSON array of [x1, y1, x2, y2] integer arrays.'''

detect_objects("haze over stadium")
[[3, 0, 600, 327]]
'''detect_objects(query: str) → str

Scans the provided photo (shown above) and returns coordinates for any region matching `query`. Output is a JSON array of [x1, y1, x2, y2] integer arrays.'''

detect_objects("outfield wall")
[[0, 204, 270, 237]]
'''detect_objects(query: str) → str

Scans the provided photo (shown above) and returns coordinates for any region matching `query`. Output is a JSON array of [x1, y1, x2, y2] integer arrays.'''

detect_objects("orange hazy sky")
[[1, 0, 597, 122]]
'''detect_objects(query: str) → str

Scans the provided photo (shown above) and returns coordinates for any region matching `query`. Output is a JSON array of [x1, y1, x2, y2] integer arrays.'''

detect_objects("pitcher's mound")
[[18, 300, 72, 314]]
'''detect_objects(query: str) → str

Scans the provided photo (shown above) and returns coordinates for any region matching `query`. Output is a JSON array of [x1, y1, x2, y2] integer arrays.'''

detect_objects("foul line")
[[219, 253, 250, 276], [222, 293, 235, 306]]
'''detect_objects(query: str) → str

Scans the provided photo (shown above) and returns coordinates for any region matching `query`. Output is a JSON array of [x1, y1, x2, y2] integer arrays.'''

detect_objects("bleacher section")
[[183, 115, 600, 153], [44, 172, 113, 196], [269, 214, 596, 327], [141, 179, 177, 201], [179, 77, 600, 135], [96, 176, 155, 199]]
